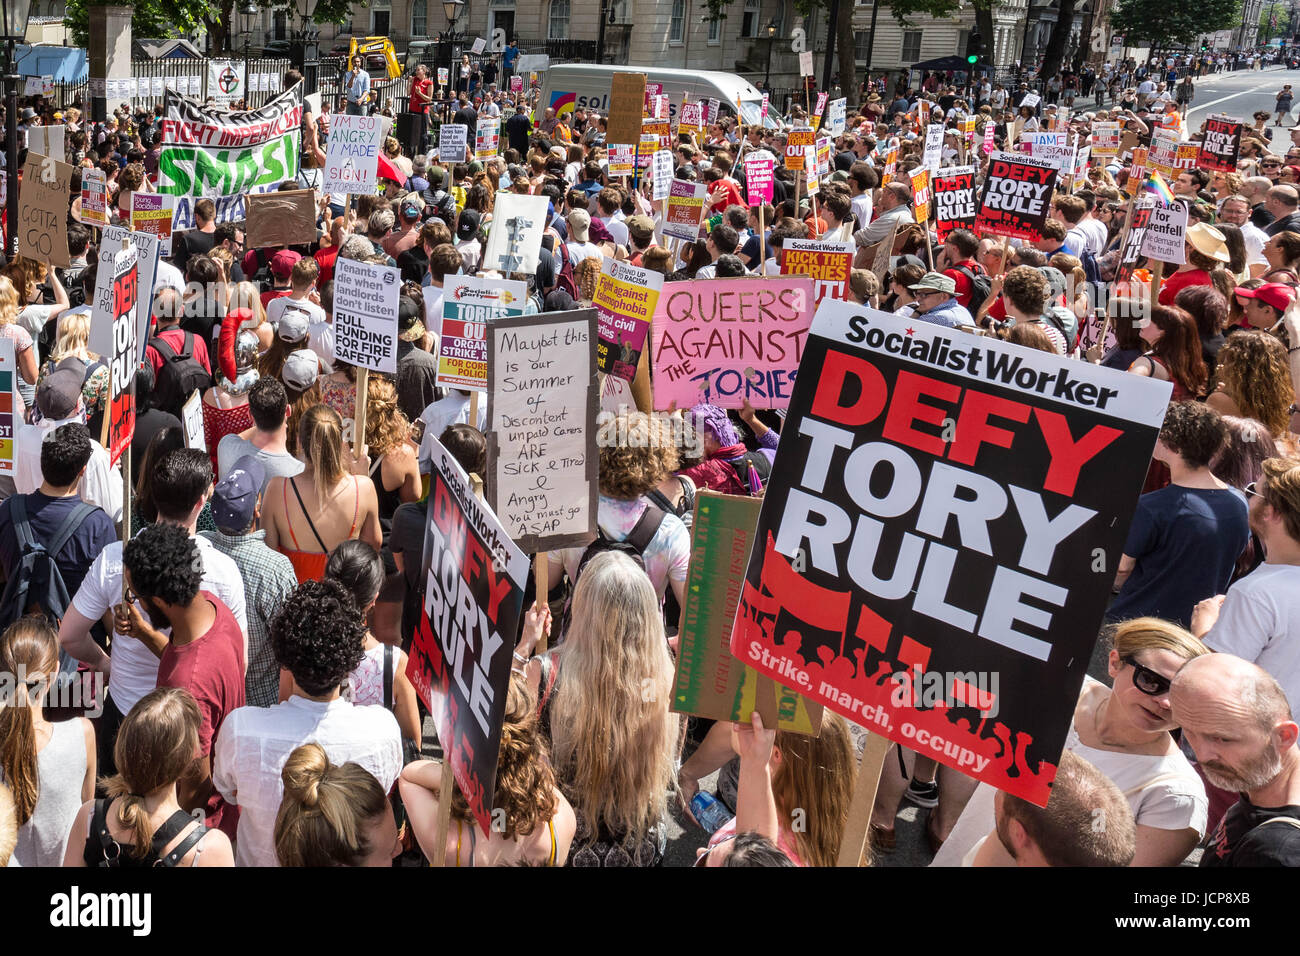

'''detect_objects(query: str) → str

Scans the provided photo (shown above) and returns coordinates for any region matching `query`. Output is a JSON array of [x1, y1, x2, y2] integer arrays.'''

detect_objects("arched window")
[[549, 0, 570, 39], [669, 0, 685, 43]]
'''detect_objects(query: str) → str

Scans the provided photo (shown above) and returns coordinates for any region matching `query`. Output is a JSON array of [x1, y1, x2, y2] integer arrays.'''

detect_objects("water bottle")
[[690, 792, 732, 834]]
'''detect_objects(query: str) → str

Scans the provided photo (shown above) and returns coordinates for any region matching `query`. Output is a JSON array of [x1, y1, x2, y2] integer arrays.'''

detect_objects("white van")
[[539, 64, 779, 130]]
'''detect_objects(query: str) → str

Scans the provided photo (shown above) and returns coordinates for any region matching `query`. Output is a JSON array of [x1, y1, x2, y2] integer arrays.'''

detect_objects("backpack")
[[0, 495, 98, 688], [726, 451, 772, 496], [951, 264, 993, 315], [557, 505, 666, 640], [150, 331, 212, 417]]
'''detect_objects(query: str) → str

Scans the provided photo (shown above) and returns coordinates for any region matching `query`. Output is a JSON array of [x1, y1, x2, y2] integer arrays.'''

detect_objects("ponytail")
[[0, 620, 59, 826], [299, 404, 346, 514]]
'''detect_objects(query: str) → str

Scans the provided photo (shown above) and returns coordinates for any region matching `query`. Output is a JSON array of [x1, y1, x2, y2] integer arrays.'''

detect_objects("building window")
[[901, 30, 921, 63], [411, 0, 427, 36], [669, 0, 685, 43], [708, 17, 721, 44], [548, 0, 570, 39], [855, 30, 870, 62], [741, 0, 760, 37], [371, 0, 391, 37]]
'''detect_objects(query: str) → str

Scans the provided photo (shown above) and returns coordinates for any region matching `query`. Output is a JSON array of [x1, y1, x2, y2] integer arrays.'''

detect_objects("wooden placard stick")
[[534, 552, 550, 654], [836, 731, 892, 867], [430, 758, 455, 867], [352, 367, 370, 465]]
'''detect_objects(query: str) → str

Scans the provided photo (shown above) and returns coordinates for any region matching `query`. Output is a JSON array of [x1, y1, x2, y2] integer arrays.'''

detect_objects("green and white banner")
[[159, 83, 302, 230]]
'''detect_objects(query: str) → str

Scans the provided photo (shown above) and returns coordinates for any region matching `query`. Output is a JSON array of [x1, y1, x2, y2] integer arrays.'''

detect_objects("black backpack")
[[557, 505, 666, 640], [150, 331, 212, 416], [952, 264, 993, 315], [0, 495, 98, 687], [726, 451, 772, 495]]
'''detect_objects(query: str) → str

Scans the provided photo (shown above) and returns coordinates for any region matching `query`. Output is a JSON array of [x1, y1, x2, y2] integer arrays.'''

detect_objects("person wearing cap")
[[1158, 222, 1231, 306], [200, 454, 299, 709], [258, 249, 302, 311], [14, 358, 122, 521], [908, 272, 976, 331], [455, 209, 483, 274], [853, 182, 914, 268], [420, 165, 459, 223], [1234, 282, 1297, 333], [625, 214, 657, 267], [383, 193, 425, 261], [409, 154, 431, 195], [564, 208, 601, 269], [396, 293, 439, 423]]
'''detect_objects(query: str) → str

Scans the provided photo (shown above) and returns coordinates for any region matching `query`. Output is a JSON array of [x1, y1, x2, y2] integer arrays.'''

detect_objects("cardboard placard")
[[933, 165, 977, 244], [486, 310, 599, 553], [663, 179, 708, 242], [608, 72, 648, 146], [730, 299, 1173, 806], [323, 111, 388, 195], [182, 390, 206, 451], [245, 189, 317, 251], [650, 277, 814, 410], [28, 125, 65, 162], [407, 437, 528, 834], [18, 152, 73, 268], [782, 238, 854, 307], [481, 193, 549, 275], [332, 257, 400, 375], [672, 492, 824, 734], [974, 151, 1058, 242]]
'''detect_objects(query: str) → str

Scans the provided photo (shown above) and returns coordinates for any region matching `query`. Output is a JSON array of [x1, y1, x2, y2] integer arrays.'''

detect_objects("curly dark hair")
[[40, 423, 94, 488], [270, 579, 366, 696], [1159, 400, 1228, 469], [122, 523, 201, 607]]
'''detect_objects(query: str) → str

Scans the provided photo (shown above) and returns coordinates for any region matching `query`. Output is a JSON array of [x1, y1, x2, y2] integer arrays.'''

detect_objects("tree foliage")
[[64, 0, 219, 47], [1109, 0, 1240, 51]]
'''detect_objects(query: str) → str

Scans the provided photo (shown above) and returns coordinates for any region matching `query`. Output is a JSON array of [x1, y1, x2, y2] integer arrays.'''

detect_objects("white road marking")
[[1188, 81, 1283, 118]]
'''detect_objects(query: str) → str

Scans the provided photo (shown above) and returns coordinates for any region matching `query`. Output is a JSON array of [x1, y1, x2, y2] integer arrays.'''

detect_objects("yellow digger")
[[348, 36, 402, 80]]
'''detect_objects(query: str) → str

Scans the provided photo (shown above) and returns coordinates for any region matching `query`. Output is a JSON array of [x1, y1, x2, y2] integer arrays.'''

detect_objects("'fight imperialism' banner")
[[730, 300, 1171, 806]]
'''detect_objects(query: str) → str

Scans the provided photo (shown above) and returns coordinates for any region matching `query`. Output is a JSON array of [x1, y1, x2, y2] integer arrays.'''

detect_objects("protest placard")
[[509, 75, 523, 92], [974, 151, 1057, 242], [981, 122, 994, 155], [28, 125, 65, 162], [471, 36, 487, 54], [333, 257, 400, 374], [608, 72, 647, 145], [805, 145, 820, 196], [638, 133, 659, 169], [486, 310, 599, 552], [407, 436, 528, 834], [663, 179, 707, 241], [1124, 146, 1149, 198], [826, 97, 847, 137], [18, 153, 73, 268], [475, 116, 500, 160], [207, 60, 245, 105], [643, 116, 671, 149], [880, 143, 899, 185], [1174, 142, 1198, 171], [782, 238, 853, 306], [761, 93, 769, 124], [100, 226, 161, 366], [1021, 91, 1041, 109], [744, 155, 774, 206], [608, 144, 635, 177], [129, 193, 176, 256], [0, 339, 14, 475], [1091, 122, 1120, 156], [437, 275, 526, 390], [438, 122, 469, 164], [96, 242, 139, 466], [678, 100, 705, 139], [911, 168, 932, 224], [651, 277, 813, 409], [706, 98, 720, 125], [181, 391, 206, 451], [159, 84, 303, 228], [786, 126, 815, 171], [923, 124, 944, 173], [481, 193, 549, 275], [672, 492, 824, 734], [1147, 129, 1179, 178], [438, 67, 450, 87], [245, 189, 317, 250], [730, 298, 1173, 806], [80, 168, 109, 227], [1140, 199, 1189, 265], [652, 150, 675, 201], [933, 165, 977, 243], [594, 258, 664, 381], [1116, 198, 1156, 286], [1198, 115, 1242, 173], [798, 51, 814, 76]]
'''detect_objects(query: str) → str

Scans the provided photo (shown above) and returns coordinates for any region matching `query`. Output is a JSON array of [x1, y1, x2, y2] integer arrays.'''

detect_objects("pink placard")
[[650, 277, 814, 410], [744, 156, 773, 206]]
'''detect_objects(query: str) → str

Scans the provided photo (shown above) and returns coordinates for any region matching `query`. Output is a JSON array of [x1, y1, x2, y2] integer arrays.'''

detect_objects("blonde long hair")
[[0, 620, 60, 826], [548, 552, 678, 846], [298, 403, 347, 514], [363, 375, 409, 456], [103, 687, 201, 859], [771, 714, 856, 868], [50, 309, 95, 364]]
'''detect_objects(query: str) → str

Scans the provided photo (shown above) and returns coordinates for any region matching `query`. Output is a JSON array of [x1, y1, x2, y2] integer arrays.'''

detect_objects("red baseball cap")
[[1234, 282, 1296, 313], [270, 249, 302, 278]]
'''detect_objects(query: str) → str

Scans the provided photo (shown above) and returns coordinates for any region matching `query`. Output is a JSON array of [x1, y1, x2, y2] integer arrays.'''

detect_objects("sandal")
[[869, 823, 896, 854]]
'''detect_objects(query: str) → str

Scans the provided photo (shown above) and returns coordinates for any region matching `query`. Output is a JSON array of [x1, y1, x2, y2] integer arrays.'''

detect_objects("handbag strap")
[[383, 642, 394, 712]]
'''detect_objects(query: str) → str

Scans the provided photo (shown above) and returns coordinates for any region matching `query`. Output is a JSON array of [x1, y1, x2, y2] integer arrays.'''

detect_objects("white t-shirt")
[[71, 535, 249, 713], [932, 678, 1207, 866], [418, 391, 488, 471], [14, 418, 122, 521], [1205, 563, 1300, 710], [1078, 217, 1109, 256], [565, 240, 602, 268], [308, 320, 335, 373], [598, 216, 629, 247], [266, 296, 327, 331], [1241, 222, 1270, 268]]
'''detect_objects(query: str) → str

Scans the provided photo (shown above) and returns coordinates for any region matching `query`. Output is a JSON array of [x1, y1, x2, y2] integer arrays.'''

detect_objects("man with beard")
[[1172, 654, 1300, 866], [986, 751, 1136, 866]]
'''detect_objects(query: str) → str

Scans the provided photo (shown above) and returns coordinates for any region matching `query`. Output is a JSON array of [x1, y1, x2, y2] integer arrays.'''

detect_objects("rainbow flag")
[[1149, 170, 1177, 205]]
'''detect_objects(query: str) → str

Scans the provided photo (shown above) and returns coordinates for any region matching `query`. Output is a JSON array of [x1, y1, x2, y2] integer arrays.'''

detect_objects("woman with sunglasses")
[[935, 618, 1210, 868]]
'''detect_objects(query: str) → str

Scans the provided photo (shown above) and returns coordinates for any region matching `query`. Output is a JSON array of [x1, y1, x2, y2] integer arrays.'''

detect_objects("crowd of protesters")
[[0, 48, 1297, 871]]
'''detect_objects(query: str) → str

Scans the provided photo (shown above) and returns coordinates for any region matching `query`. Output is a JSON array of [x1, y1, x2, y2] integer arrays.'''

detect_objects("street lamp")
[[442, 0, 466, 108], [764, 18, 778, 90], [596, 0, 618, 67], [288, 0, 321, 94], [2, 0, 33, 258], [240, 2, 260, 104]]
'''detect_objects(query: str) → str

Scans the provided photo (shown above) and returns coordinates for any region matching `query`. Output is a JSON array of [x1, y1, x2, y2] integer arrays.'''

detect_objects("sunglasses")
[[1122, 655, 1172, 696], [1264, 162, 1282, 168], [123, 585, 139, 606], [1244, 481, 1263, 498]]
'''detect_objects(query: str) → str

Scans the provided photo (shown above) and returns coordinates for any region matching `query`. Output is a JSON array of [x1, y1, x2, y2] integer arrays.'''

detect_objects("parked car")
[[261, 40, 292, 58]]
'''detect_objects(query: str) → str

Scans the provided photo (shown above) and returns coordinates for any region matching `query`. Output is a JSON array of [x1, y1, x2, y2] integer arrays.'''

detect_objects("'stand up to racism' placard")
[[973, 151, 1057, 242], [651, 277, 813, 410], [407, 437, 527, 834], [729, 299, 1173, 806], [486, 310, 599, 552]]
